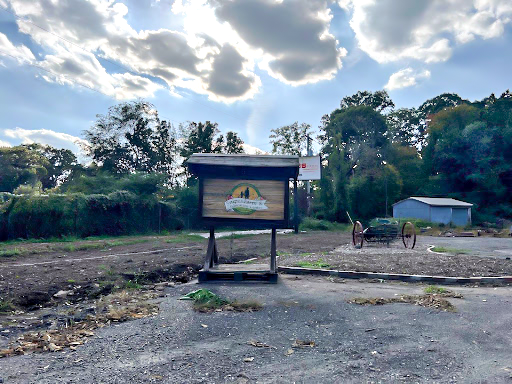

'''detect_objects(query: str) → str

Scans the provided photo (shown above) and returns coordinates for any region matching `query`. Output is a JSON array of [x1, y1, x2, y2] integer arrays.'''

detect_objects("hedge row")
[[0, 191, 188, 240]]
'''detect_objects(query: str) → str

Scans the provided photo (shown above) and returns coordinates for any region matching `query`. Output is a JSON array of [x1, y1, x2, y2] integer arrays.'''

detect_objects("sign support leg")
[[204, 226, 217, 271], [294, 179, 299, 233], [270, 227, 277, 273]]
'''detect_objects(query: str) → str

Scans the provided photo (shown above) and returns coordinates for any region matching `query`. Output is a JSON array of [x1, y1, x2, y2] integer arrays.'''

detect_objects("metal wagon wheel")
[[352, 221, 364, 248], [401, 221, 416, 249]]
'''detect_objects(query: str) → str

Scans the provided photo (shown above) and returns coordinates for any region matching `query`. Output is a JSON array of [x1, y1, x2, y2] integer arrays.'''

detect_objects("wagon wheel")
[[352, 221, 364, 248], [401, 221, 416, 249]]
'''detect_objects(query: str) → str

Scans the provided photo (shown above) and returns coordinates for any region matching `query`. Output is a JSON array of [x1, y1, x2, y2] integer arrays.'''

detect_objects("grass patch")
[[424, 285, 448, 294], [0, 300, 15, 314], [349, 294, 458, 312], [179, 289, 262, 313], [123, 280, 143, 290], [0, 248, 22, 257], [98, 265, 116, 276], [431, 247, 469, 255], [0, 238, 150, 257], [295, 259, 330, 269], [166, 233, 205, 243]]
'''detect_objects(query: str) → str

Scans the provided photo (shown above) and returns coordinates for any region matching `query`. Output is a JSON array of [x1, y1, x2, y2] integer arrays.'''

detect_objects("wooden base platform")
[[198, 263, 278, 283]]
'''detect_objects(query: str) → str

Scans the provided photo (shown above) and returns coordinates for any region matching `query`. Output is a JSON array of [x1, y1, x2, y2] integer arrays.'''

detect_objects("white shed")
[[392, 197, 473, 226]]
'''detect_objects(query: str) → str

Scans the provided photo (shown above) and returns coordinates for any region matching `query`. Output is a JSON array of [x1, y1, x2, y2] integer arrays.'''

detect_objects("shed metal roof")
[[393, 197, 473, 207], [187, 153, 299, 168]]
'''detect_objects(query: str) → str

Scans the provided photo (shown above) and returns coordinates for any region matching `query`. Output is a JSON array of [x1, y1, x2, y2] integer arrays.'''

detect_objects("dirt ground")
[[1, 231, 512, 311], [1, 275, 512, 383], [1, 231, 512, 382]]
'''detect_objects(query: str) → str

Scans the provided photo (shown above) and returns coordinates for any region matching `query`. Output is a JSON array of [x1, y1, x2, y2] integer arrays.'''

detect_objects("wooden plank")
[[202, 178, 285, 220], [188, 153, 299, 168]]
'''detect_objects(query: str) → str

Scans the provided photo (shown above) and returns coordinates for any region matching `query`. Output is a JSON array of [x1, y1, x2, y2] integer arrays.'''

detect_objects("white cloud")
[[0, 32, 35, 63], [384, 68, 431, 90], [38, 46, 163, 99], [174, 0, 346, 86], [242, 143, 267, 155], [3, 127, 88, 162], [343, 0, 512, 63], [3, 0, 262, 102], [0, 139, 12, 147]]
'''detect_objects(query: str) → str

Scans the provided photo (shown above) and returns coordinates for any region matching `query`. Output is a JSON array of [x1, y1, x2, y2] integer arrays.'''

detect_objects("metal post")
[[294, 179, 299, 233], [306, 135, 312, 216], [270, 227, 277, 273]]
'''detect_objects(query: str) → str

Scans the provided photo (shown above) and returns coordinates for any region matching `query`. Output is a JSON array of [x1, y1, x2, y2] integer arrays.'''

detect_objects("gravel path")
[[1, 276, 512, 383]]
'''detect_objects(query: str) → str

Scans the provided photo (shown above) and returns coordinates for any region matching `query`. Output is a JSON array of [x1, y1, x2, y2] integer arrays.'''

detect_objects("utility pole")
[[306, 134, 312, 216]]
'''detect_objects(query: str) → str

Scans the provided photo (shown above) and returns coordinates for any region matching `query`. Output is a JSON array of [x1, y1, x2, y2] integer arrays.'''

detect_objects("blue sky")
[[0, 0, 511, 157]]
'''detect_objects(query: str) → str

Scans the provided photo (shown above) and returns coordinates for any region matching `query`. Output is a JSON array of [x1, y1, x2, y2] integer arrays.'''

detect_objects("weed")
[[299, 252, 312, 257], [179, 289, 262, 313], [0, 248, 22, 257], [299, 218, 351, 232], [424, 285, 448, 294], [166, 234, 205, 243], [0, 300, 14, 314], [349, 294, 458, 311], [98, 265, 115, 276], [431, 247, 469, 255], [123, 280, 143, 290], [67, 279, 76, 284], [295, 259, 330, 269]]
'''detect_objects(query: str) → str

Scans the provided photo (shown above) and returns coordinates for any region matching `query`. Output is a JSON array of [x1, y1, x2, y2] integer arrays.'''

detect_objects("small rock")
[[243, 357, 254, 362], [54, 290, 73, 298]]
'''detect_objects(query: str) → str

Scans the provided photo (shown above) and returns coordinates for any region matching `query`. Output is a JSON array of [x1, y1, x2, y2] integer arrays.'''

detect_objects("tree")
[[386, 108, 426, 148], [225, 131, 244, 154], [340, 90, 395, 113], [269, 122, 312, 156], [348, 164, 402, 219], [179, 121, 224, 163], [26, 144, 79, 190], [84, 100, 178, 182], [0, 145, 49, 192], [320, 106, 388, 170]]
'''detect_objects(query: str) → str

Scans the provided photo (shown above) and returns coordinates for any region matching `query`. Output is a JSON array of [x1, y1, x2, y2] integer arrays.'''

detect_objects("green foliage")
[[348, 165, 402, 220], [295, 259, 330, 269], [299, 217, 350, 231], [270, 122, 312, 156], [225, 131, 245, 154], [1, 192, 181, 240], [340, 90, 395, 113], [0, 299, 14, 314], [62, 172, 164, 196], [84, 100, 178, 182], [431, 247, 469, 255], [166, 233, 205, 243], [424, 286, 448, 294], [179, 289, 229, 310], [180, 121, 223, 163], [0, 145, 49, 192]]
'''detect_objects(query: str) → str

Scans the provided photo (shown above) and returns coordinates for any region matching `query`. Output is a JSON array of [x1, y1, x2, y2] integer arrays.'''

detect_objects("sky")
[[0, 0, 511, 158]]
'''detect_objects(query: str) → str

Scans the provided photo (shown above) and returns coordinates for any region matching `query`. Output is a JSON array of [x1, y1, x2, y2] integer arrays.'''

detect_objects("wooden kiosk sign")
[[187, 153, 299, 282]]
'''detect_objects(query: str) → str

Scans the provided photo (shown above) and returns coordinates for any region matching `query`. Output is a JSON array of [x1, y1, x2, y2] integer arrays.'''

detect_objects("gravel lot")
[[1, 275, 511, 383]]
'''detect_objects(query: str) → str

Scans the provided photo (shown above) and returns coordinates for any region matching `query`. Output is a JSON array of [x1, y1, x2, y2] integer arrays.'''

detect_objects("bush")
[[1, 191, 189, 240], [300, 217, 350, 232]]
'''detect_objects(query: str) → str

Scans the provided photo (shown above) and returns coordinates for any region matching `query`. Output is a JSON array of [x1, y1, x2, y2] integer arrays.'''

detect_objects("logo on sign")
[[225, 183, 268, 214]]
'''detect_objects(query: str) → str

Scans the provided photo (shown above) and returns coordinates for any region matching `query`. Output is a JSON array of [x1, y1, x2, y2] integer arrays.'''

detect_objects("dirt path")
[[1, 276, 511, 383], [0, 232, 345, 308]]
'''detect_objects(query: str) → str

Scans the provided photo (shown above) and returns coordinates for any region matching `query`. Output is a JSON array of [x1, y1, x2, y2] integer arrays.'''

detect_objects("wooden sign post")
[[187, 154, 299, 283]]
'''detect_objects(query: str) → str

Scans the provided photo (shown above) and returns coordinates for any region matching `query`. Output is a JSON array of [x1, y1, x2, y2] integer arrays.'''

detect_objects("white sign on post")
[[298, 156, 321, 180]]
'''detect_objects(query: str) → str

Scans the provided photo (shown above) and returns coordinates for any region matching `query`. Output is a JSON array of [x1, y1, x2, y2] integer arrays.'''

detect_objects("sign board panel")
[[298, 156, 321, 180], [202, 178, 286, 220]]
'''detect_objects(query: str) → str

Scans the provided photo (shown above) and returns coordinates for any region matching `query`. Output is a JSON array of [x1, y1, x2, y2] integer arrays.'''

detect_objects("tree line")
[[1, 89, 511, 238]]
